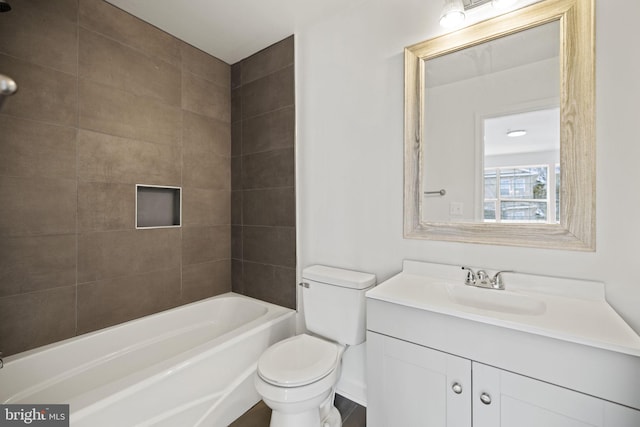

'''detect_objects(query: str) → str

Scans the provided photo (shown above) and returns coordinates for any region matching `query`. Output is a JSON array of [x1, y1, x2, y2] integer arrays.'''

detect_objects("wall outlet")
[[450, 202, 464, 216]]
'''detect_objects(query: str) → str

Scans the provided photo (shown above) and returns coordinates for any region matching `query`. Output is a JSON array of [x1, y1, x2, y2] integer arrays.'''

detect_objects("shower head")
[[0, 0, 11, 12], [0, 74, 17, 96]]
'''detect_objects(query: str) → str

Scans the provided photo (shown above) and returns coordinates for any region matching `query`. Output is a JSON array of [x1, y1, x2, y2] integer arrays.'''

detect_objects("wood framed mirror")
[[404, 0, 595, 250]]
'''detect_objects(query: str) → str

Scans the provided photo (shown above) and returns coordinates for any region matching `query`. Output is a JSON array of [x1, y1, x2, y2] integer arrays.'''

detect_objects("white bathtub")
[[0, 292, 295, 426]]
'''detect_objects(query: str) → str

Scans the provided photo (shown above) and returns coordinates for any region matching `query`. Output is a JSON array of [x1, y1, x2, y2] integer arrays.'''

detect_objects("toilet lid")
[[257, 334, 339, 387]]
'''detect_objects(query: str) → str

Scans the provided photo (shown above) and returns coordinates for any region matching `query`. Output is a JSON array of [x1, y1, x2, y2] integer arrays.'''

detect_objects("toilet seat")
[[257, 334, 340, 387]]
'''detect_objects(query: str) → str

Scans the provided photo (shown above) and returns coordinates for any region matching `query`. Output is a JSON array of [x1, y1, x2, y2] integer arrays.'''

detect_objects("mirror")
[[404, 0, 595, 250], [423, 21, 560, 224]]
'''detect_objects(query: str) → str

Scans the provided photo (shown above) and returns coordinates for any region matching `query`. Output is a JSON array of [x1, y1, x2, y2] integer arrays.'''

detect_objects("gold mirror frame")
[[404, 0, 595, 251]]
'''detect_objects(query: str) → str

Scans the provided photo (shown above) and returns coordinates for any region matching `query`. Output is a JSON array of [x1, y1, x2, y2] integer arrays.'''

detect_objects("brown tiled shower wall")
[[0, 0, 233, 355], [231, 37, 297, 309]]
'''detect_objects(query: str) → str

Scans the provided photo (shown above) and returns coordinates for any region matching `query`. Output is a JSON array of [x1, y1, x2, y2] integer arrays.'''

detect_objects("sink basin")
[[446, 284, 547, 315]]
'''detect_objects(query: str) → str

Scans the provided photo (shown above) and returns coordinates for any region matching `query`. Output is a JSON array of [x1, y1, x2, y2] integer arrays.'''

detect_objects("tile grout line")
[[74, 0, 80, 337], [179, 58, 184, 302], [0, 51, 77, 78], [239, 58, 294, 87], [239, 61, 245, 295], [238, 102, 295, 123]]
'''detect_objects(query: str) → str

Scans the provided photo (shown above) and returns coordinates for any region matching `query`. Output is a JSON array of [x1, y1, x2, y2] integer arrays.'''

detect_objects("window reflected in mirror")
[[483, 107, 559, 224]]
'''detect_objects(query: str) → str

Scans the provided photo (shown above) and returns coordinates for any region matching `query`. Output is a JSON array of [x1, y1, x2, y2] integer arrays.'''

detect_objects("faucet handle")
[[491, 270, 514, 289], [461, 266, 476, 285]]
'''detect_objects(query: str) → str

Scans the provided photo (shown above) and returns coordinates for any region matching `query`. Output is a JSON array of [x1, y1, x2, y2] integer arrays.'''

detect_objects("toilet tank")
[[301, 265, 376, 345]]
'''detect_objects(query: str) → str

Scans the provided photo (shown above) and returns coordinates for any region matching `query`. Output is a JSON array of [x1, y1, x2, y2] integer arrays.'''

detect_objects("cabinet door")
[[367, 331, 471, 427], [472, 362, 640, 427]]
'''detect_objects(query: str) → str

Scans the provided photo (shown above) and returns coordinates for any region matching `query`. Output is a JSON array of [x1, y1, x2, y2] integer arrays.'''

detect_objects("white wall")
[[296, 0, 640, 339]]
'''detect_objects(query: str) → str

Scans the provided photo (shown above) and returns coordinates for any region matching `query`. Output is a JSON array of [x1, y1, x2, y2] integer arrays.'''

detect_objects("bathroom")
[[1, 0, 639, 425]]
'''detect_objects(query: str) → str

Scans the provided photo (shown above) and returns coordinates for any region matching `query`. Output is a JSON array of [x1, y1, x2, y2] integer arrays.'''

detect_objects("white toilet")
[[254, 265, 376, 427]]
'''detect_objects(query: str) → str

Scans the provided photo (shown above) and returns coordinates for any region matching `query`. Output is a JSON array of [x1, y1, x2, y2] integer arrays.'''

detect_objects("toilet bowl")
[[254, 265, 376, 427], [255, 334, 345, 427]]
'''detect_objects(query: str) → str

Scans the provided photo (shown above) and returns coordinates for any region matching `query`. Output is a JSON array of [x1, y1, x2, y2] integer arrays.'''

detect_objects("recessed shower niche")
[[135, 185, 182, 229]]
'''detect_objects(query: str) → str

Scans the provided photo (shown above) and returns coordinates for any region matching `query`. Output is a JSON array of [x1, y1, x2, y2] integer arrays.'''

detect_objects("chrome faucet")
[[461, 267, 513, 290]]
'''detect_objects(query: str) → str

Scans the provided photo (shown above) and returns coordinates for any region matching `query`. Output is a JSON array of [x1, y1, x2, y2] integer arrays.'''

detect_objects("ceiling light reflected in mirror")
[[507, 130, 527, 137]]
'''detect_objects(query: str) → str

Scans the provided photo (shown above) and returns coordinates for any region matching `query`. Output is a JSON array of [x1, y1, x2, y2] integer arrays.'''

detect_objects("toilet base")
[[269, 404, 341, 427], [269, 408, 320, 427], [267, 391, 342, 427], [322, 405, 342, 427]]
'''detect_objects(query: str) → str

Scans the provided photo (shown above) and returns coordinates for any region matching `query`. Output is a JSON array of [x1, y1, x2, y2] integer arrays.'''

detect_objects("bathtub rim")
[[2, 292, 293, 365], [1, 292, 296, 412]]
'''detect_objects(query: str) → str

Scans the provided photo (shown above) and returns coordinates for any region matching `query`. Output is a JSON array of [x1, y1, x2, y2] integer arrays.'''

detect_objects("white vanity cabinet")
[[472, 362, 640, 427], [367, 331, 640, 427], [367, 331, 471, 426], [365, 261, 640, 427]]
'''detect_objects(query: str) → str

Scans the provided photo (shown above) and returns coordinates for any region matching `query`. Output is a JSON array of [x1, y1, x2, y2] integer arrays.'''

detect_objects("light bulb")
[[440, 0, 466, 28]]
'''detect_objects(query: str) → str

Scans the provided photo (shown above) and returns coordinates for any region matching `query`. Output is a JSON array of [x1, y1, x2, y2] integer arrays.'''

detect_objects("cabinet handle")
[[480, 393, 492, 405], [451, 383, 463, 394]]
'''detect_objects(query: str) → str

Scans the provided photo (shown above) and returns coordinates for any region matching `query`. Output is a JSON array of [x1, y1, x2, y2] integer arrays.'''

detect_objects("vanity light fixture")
[[440, 0, 518, 28], [507, 129, 527, 137], [439, 0, 466, 28]]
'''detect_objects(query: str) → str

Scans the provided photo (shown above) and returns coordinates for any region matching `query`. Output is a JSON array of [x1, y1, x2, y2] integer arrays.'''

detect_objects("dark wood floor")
[[229, 394, 366, 427]]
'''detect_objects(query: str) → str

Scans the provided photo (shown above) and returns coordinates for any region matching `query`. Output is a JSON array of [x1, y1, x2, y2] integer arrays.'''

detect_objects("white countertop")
[[366, 260, 640, 358]]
